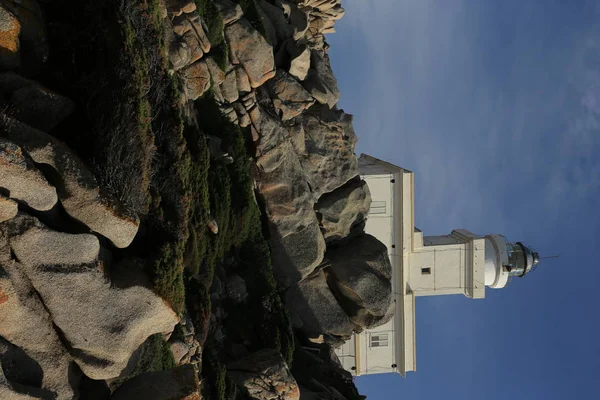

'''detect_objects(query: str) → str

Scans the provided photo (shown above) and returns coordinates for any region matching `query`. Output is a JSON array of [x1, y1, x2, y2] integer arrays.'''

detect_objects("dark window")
[[421, 267, 431, 275]]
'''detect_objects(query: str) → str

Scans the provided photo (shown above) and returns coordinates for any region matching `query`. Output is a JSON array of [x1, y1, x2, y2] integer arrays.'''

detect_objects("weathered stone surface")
[[0, 5, 20, 69], [255, 142, 325, 286], [10, 84, 75, 132], [0, 232, 78, 400], [182, 30, 204, 64], [182, 59, 211, 100], [189, 18, 211, 53], [326, 233, 394, 329], [172, 14, 192, 36], [293, 346, 365, 400], [4, 215, 179, 379], [270, 220, 325, 288], [296, 106, 358, 199], [0, 196, 17, 223], [232, 102, 251, 127], [228, 348, 300, 400], [181, 0, 197, 14], [206, 56, 226, 86], [288, 2, 310, 40], [258, 0, 294, 43], [225, 19, 276, 88], [288, 43, 311, 81], [215, 0, 244, 26], [247, 104, 288, 156], [170, 40, 191, 70], [166, 0, 196, 17], [301, 50, 339, 108], [315, 178, 370, 243], [0, 138, 57, 211], [220, 68, 240, 103], [285, 270, 356, 338], [235, 66, 252, 94], [5, 120, 139, 248], [110, 365, 200, 400], [0, 0, 48, 67], [170, 341, 189, 365], [267, 69, 314, 121]]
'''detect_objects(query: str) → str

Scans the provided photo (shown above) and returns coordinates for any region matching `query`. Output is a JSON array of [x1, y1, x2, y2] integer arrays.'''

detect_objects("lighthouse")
[[335, 154, 543, 377]]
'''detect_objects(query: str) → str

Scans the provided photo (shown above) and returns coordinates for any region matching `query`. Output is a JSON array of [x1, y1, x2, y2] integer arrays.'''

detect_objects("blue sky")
[[327, 1, 600, 399]]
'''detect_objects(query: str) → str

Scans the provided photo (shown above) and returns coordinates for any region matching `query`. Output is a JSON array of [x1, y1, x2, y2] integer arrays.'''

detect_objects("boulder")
[[0, 232, 78, 400], [0, 196, 17, 223], [182, 30, 204, 64], [0, 5, 20, 69], [220, 68, 240, 103], [10, 84, 75, 131], [269, 220, 325, 288], [235, 66, 252, 94], [288, 43, 311, 81], [206, 56, 226, 86], [258, 0, 295, 43], [315, 178, 370, 243], [169, 341, 189, 365], [182, 59, 211, 100], [287, 2, 310, 40], [0, 138, 58, 211], [172, 14, 192, 36], [189, 18, 211, 54], [169, 40, 191, 71], [228, 348, 300, 400], [215, 0, 244, 26], [166, 0, 197, 17], [110, 365, 200, 400], [5, 119, 139, 248], [325, 233, 394, 329], [255, 142, 325, 286], [301, 50, 339, 108], [296, 106, 359, 199], [232, 102, 251, 127], [267, 69, 315, 121], [285, 269, 356, 338], [0, 0, 48, 68], [3, 215, 179, 379], [225, 19, 276, 88]]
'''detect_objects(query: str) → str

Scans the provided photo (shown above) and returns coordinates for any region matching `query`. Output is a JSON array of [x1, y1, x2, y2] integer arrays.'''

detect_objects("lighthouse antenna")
[[540, 255, 560, 259]]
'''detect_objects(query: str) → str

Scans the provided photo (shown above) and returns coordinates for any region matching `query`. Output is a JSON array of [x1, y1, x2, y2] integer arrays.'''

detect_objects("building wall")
[[352, 172, 397, 375], [408, 245, 465, 296], [335, 155, 415, 376]]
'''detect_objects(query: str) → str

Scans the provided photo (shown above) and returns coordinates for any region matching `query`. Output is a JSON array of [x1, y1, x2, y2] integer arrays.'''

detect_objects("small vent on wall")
[[369, 201, 387, 215], [421, 267, 431, 275]]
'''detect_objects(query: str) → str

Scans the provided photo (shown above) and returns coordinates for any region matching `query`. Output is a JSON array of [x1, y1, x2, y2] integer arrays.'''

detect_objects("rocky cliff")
[[0, 1, 391, 399]]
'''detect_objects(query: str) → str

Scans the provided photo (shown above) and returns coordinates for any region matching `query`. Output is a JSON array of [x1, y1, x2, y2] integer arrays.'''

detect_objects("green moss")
[[195, 0, 225, 46], [114, 333, 175, 386], [211, 42, 230, 71], [202, 344, 227, 400]]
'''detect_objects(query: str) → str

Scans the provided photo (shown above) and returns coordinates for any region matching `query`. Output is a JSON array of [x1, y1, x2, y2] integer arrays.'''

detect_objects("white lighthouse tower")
[[335, 154, 542, 377]]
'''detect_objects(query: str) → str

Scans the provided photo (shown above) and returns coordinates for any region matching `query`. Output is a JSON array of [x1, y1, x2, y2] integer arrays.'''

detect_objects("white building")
[[336, 154, 541, 377]]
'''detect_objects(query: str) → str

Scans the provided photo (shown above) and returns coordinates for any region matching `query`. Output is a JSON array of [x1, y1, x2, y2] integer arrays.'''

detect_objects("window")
[[421, 267, 431, 275], [370, 334, 389, 348], [369, 201, 387, 215]]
